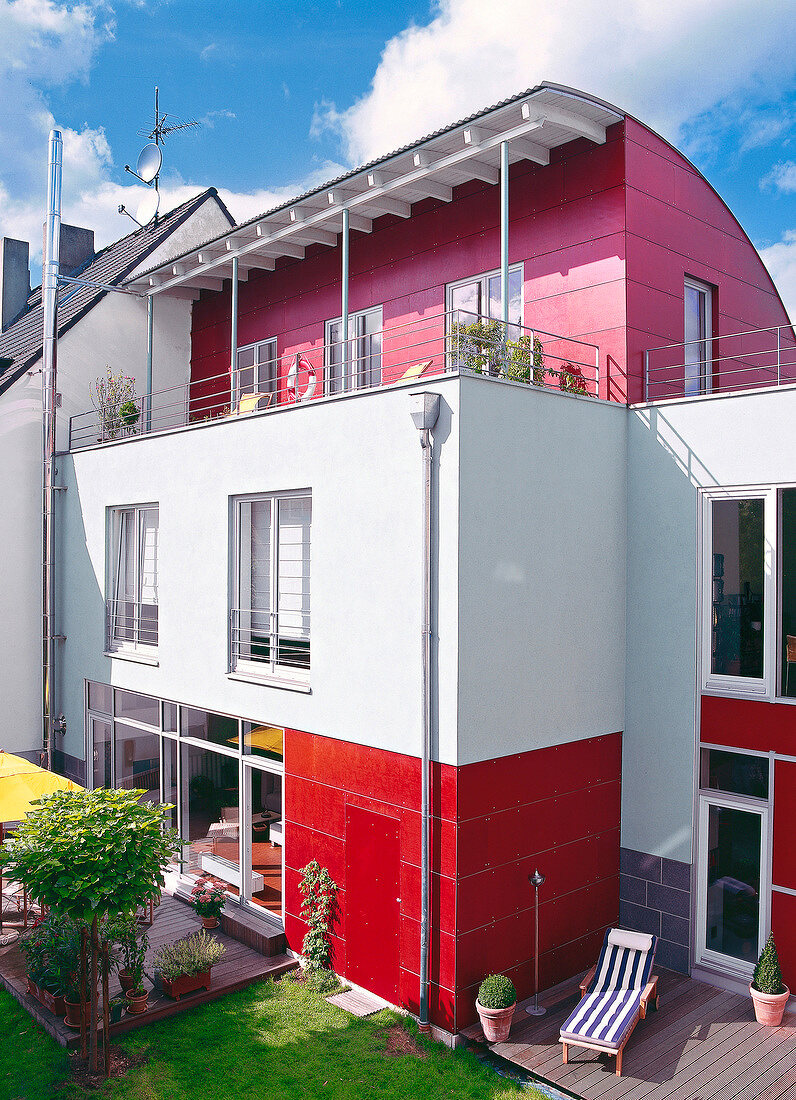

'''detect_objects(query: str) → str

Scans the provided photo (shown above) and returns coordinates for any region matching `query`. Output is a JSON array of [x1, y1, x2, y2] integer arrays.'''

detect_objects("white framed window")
[[107, 504, 158, 655], [446, 263, 524, 333], [233, 338, 277, 408], [231, 491, 311, 685], [702, 491, 771, 695], [684, 276, 713, 396], [324, 306, 382, 394]]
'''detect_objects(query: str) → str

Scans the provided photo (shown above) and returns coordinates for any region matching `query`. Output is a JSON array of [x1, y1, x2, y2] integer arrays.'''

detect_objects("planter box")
[[26, 978, 66, 1017], [161, 969, 212, 1001]]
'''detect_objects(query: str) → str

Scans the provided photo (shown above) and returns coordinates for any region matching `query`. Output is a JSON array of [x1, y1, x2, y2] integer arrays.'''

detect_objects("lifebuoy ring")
[[286, 354, 317, 403]]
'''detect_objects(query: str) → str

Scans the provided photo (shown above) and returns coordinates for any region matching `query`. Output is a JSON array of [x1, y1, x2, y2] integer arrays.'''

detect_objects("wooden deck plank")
[[726, 1040, 796, 1100]]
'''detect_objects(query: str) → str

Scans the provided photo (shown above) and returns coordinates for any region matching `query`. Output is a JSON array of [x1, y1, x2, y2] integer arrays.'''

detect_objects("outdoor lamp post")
[[526, 868, 546, 1016]]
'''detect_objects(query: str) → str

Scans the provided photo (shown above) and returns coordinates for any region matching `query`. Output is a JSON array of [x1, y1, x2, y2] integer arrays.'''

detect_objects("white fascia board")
[[522, 101, 606, 144]]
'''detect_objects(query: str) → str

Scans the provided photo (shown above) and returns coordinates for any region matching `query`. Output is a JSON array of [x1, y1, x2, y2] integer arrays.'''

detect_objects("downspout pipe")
[[145, 295, 153, 432], [341, 208, 349, 389], [500, 140, 510, 364], [409, 391, 441, 1034], [42, 128, 63, 770]]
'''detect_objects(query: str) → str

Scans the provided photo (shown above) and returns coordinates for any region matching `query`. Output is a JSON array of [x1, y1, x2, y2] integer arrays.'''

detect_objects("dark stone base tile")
[[620, 873, 647, 906], [620, 900, 661, 938], [648, 881, 690, 919], [655, 938, 689, 974], [620, 848, 662, 883], [662, 857, 692, 892], [661, 912, 690, 948]]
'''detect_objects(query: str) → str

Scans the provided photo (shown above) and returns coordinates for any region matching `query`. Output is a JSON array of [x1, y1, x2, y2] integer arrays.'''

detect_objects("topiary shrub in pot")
[[750, 933, 790, 1025], [476, 973, 517, 1042]]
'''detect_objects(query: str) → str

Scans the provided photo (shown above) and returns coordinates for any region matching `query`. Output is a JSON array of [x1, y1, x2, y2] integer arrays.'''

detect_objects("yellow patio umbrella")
[[0, 751, 83, 940]]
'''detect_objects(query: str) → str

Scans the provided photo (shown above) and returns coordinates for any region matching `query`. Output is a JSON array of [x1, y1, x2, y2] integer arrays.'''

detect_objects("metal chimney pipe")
[[42, 128, 62, 771]]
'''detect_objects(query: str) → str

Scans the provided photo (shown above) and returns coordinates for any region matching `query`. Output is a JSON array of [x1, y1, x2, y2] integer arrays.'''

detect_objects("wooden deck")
[[0, 893, 296, 1048], [463, 968, 796, 1100]]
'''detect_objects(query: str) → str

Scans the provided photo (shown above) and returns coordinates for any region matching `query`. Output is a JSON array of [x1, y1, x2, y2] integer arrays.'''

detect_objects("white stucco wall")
[[0, 198, 233, 757], [625, 384, 796, 864], [456, 376, 628, 765], [58, 376, 461, 767]]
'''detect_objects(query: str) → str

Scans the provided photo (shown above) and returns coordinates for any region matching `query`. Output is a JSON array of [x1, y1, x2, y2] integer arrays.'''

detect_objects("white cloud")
[[761, 161, 796, 194], [760, 232, 796, 322], [314, 0, 796, 167]]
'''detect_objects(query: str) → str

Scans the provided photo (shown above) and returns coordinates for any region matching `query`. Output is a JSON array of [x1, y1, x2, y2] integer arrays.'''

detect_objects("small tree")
[[2, 788, 180, 1075], [91, 366, 136, 441], [753, 932, 786, 995]]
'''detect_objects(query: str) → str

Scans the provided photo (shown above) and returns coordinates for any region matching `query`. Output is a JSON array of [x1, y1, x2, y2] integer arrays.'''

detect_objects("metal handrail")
[[644, 323, 796, 401], [69, 310, 602, 449]]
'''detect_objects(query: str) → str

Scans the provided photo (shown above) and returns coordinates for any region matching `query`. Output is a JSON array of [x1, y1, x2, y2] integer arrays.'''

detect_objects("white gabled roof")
[[127, 83, 623, 298]]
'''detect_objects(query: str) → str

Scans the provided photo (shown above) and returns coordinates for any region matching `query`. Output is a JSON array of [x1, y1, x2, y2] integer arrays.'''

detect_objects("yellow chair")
[[235, 392, 272, 416]]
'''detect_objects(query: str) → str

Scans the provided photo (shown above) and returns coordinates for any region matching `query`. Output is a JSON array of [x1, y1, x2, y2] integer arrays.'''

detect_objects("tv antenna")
[[120, 86, 199, 227]]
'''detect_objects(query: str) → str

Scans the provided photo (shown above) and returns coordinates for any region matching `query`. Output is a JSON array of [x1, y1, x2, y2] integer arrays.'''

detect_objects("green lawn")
[[1, 977, 543, 1099]]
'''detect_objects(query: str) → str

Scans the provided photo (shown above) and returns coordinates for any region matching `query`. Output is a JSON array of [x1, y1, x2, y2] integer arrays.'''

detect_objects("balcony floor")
[[462, 967, 796, 1100]]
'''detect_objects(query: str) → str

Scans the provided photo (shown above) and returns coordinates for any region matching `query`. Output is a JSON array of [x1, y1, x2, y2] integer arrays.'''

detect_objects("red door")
[[345, 805, 400, 1003]]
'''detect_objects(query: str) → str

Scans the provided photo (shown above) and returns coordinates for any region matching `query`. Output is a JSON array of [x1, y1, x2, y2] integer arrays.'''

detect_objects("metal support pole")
[[230, 256, 239, 404], [42, 128, 62, 771], [500, 141, 510, 371], [526, 869, 546, 1015], [777, 326, 781, 386], [341, 208, 350, 390], [145, 295, 153, 432]]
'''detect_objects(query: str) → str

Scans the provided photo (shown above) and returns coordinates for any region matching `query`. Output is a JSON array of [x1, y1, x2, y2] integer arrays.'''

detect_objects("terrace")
[[67, 311, 602, 450], [464, 967, 796, 1100]]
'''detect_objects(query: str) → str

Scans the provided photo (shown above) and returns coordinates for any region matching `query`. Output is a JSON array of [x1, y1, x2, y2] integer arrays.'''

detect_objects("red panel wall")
[[625, 118, 792, 402], [191, 125, 628, 407], [283, 728, 458, 1031], [773, 760, 796, 892], [454, 731, 621, 1031], [283, 727, 621, 1033], [701, 694, 796, 756], [771, 891, 796, 990]]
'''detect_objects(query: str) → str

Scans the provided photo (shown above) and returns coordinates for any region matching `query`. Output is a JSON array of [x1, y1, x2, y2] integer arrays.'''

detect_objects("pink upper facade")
[[188, 113, 791, 409]]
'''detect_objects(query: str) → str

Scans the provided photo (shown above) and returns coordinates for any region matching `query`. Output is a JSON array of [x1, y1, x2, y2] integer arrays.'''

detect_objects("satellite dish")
[[136, 142, 162, 184], [136, 189, 160, 226]]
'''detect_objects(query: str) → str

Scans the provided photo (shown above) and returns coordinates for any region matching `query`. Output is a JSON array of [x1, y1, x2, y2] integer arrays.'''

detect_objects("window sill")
[[227, 671, 311, 694], [104, 650, 159, 667]]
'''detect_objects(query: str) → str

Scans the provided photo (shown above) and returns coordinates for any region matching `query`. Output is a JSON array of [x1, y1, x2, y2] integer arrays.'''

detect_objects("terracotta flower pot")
[[476, 999, 516, 1043], [125, 988, 149, 1015], [118, 969, 136, 992], [201, 916, 219, 929], [750, 983, 790, 1026], [162, 969, 212, 1001], [64, 998, 87, 1029]]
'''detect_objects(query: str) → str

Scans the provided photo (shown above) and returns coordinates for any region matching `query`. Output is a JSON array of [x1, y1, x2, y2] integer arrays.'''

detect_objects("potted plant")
[[189, 879, 227, 929], [106, 912, 142, 992], [153, 929, 226, 1000], [476, 973, 517, 1042], [118, 399, 140, 434], [123, 927, 149, 1015], [750, 933, 790, 1025], [108, 995, 126, 1025], [20, 913, 80, 1017]]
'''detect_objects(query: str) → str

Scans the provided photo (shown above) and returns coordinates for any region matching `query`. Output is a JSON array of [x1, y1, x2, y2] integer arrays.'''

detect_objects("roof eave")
[[127, 84, 623, 297]]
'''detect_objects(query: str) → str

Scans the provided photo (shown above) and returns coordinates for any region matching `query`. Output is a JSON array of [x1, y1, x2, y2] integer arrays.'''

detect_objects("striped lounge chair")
[[559, 928, 659, 1076]]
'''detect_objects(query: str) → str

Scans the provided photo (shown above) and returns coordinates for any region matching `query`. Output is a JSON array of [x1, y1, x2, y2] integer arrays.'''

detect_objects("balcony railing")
[[105, 598, 158, 651], [69, 311, 601, 450], [230, 608, 310, 674], [644, 324, 796, 401]]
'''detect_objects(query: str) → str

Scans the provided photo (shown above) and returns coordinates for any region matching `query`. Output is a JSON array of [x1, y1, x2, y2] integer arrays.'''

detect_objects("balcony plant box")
[[153, 929, 226, 1002], [26, 977, 66, 1017], [162, 968, 212, 1001]]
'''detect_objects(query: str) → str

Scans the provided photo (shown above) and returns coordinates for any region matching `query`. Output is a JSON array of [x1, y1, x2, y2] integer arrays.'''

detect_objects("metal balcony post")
[[145, 295, 153, 432], [341, 208, 350, 390], [230, 256, 239, 403], [644, 349, 650, 401], [500, 140, 509, 371], [777, 326, 781, 386]]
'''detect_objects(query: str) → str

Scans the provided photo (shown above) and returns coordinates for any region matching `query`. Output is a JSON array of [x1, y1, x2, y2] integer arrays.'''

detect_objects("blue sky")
[[3, 1, 796, 313]]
